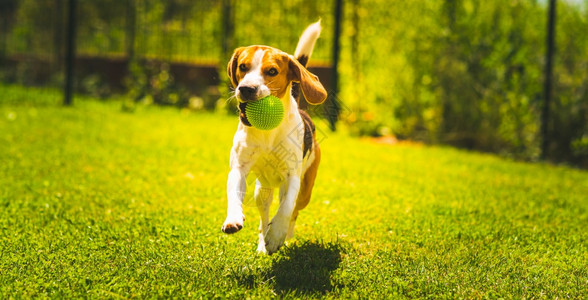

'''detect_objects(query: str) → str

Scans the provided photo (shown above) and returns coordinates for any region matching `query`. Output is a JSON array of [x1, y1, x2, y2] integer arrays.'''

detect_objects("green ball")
[[245, 95, 284, 130]]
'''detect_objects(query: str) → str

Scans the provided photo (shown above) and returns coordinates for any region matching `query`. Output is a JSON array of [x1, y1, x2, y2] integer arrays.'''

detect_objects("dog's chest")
[[233, 119, 303, 187], [231, 103, 305, 188], [250, 136, 301, 187]]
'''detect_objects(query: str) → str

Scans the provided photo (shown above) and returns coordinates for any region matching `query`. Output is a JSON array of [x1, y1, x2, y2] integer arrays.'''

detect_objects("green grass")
[[1, 84, 587, 298]]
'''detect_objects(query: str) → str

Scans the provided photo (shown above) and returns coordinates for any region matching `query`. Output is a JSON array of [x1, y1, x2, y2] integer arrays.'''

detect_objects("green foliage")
[[125, 59, 189, 107], [549, 1, 588, 165], [1, 85, 587, 297], [80, 74, 112, 99], [1, 0, 587, 165], [131, 0, 222, 62], [338, 0, 586, 166], [430, 0, 544, 158], [232, 0, 332, 61]]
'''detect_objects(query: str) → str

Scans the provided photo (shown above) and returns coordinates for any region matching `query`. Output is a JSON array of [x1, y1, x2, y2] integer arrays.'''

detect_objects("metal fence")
[[1, 0, 586, 166], [1, 0, 341, 125], [1, 0, 335, 73]]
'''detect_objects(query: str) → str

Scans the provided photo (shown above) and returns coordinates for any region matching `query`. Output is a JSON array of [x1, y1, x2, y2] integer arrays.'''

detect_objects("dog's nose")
[[238, 85, 258, 101]]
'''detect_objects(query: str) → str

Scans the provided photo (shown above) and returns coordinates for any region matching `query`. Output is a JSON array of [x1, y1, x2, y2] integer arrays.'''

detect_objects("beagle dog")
[[221, 21, 327, 254]]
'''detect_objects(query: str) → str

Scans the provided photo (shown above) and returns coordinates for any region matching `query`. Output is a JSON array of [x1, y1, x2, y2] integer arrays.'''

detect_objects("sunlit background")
[[0, 0, 586, 167]]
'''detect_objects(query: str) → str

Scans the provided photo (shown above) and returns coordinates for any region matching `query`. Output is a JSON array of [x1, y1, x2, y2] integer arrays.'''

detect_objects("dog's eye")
[[239, 64, 248, 72], [266, 68, 278, 76]]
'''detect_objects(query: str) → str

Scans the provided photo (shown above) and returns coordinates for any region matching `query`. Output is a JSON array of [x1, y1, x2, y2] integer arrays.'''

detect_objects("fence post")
[[327, 0, 343, 131], [541, 0, 556, 160], [63, 0, 77, 106]]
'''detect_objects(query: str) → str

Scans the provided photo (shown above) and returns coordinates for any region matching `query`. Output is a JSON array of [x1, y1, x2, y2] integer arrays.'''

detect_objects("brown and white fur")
[[221, 21, 327, 254]]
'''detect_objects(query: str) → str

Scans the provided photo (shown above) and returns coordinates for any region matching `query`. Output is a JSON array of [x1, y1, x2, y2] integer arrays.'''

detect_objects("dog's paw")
[[264, 220, 288, 254], [256, 242, 267, 254], [221, 215, 244, 234]]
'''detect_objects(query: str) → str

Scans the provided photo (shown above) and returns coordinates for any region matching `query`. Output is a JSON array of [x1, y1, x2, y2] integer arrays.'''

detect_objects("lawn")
[[1, 84, 587, 298]]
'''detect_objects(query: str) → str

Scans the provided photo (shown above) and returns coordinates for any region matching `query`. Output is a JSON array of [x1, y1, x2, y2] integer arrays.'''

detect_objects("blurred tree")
[[549, 1, 588, 165]]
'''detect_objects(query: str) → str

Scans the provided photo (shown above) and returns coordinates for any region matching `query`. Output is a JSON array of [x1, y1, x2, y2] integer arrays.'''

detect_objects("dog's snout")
[[238, 85, 258, 101]]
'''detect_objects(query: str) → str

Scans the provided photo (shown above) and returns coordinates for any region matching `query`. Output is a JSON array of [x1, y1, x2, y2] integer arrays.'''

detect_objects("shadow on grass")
[[231, 240, 344, 296], [269, 241, 343, 295]]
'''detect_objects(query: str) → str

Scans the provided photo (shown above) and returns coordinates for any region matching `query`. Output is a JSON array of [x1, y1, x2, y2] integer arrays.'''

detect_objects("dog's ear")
[[288, 56, 327, 105], [227, 47, 244, 88]]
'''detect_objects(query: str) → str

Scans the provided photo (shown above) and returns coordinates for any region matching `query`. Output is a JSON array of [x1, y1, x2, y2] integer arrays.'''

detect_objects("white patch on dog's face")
[[236, 49, 271, 101], [250, 49, 264, 72]]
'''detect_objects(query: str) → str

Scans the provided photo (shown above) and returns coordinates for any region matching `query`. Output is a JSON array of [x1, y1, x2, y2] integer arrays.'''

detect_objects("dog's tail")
[[293, 20, 321, 105], [294, 20, 321, 68]]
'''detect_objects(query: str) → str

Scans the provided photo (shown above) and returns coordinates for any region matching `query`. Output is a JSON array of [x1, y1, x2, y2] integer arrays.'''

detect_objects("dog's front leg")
[[222, 168, 248, 233], [255, 180, 273, 254], [264, 176, 301, 254]]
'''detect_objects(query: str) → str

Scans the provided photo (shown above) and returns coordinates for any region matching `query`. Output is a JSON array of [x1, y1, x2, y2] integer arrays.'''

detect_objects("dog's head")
[[227, 46, 327, 105]]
